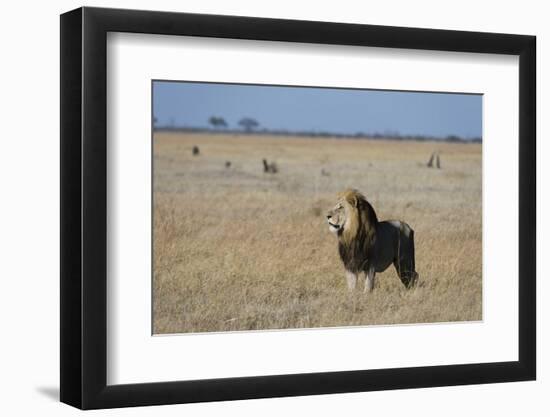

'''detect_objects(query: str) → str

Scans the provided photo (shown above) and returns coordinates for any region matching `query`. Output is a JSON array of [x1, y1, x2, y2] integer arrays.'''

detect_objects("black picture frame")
[[60, 6, 536, 410]]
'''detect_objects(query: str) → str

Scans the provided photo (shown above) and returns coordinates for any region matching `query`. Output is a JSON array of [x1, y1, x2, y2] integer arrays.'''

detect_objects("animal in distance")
[[262, 158, 278, 173]]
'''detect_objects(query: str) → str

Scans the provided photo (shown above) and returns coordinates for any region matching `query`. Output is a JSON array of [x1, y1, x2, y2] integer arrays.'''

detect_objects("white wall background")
[[0, 0, 545, 415]]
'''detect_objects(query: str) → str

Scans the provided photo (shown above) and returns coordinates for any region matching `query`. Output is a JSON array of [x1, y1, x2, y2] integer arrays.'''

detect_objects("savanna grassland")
[[153, 132, 482, 334]]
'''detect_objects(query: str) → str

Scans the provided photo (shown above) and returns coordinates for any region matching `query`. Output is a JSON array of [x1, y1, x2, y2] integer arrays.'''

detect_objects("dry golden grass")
[[153, 132, 482, 334]]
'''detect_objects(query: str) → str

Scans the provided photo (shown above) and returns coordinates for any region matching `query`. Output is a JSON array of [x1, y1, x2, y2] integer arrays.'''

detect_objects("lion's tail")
[[408, 228, 418, 287], [410, 229, 415, 274], [399, 224, 417, 288]]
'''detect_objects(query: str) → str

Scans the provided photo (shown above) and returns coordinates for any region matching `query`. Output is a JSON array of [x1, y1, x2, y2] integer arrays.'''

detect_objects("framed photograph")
[[60, 6, 536, 409]]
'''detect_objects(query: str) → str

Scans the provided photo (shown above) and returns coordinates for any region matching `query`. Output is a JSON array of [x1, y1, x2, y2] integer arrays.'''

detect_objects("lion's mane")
[[337, 189, 378, 273]]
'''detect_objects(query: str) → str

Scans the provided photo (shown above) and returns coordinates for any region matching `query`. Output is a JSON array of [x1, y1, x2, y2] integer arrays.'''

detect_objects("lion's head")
[[326, 199, 346, 234], [327, 189, 378, 272]]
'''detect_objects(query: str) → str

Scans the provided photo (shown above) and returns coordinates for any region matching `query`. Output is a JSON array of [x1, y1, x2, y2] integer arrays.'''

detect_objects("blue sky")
[[153, 81, 482, 139]]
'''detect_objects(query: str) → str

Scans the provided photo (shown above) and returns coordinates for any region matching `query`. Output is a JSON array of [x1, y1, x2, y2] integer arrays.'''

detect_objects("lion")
[[326, 189, 418, 292]]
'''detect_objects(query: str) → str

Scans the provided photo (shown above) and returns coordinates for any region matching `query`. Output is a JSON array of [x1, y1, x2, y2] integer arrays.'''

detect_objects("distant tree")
[[208, 116, 215, 128], [208, 116, 228, 130], [446, 135, 462, 143], [238, 117, 259, 133], [383, 129, 400, 139]]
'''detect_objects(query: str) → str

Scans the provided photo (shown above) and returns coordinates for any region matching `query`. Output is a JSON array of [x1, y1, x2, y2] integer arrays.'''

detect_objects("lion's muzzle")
[[327, 215, 341, 233]]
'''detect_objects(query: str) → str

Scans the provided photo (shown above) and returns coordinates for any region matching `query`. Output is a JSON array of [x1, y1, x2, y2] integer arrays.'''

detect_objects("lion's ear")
[[348, 195, 358, 208]]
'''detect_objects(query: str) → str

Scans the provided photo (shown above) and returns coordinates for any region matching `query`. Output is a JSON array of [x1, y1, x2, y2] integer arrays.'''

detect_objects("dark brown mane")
[[337, 189, 378, 273]]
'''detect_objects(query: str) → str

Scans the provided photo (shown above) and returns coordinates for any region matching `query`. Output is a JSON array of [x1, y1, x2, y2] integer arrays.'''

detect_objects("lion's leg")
[[345, 270, 358, 291], [364, 265, 375, 293]]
